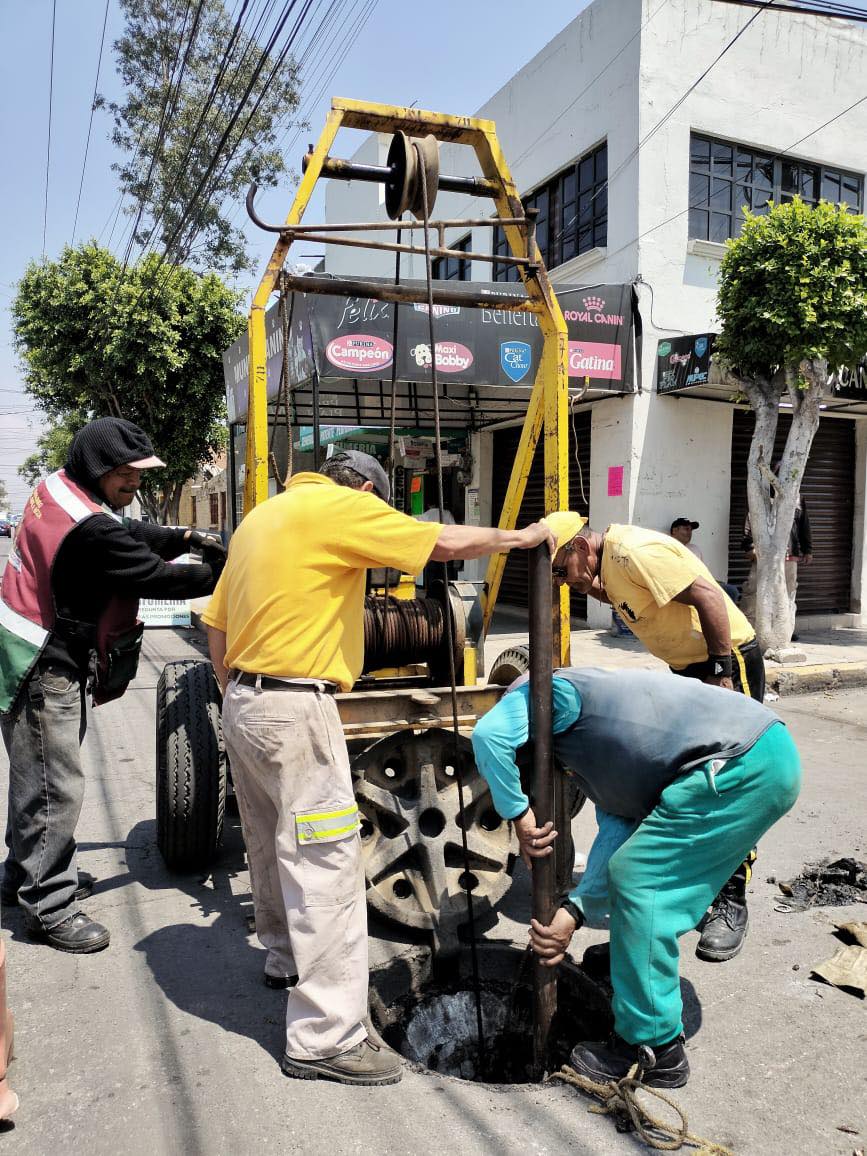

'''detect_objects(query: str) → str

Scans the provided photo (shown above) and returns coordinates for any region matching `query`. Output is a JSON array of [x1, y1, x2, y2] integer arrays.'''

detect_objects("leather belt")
[[231, 671, 337, 695]]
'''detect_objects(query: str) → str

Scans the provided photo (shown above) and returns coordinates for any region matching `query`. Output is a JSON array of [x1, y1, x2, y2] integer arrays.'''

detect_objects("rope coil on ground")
[[547, 1067, 734, 1155]]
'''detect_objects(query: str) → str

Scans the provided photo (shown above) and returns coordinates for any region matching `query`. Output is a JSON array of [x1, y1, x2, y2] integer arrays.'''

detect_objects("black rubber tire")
[[156, 659, 226, 871], [488, 645, 531, 687]]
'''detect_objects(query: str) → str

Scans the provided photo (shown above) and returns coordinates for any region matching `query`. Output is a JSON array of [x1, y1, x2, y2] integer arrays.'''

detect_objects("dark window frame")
[[493, 141, 608, 282], [432, 233, 471, 281], [688, 131, 863, 243]]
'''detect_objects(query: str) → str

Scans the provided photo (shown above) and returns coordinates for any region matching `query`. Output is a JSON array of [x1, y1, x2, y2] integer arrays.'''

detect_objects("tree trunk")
[[730, 360, 826, 651]]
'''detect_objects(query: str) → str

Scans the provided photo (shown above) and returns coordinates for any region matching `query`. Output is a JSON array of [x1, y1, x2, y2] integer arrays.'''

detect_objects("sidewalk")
[[191, 599, 867, 695], [484, 610, 867, 696]]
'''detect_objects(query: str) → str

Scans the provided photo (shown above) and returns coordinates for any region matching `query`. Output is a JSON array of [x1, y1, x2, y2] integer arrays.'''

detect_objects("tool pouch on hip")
[[94, 621, 144, 705]]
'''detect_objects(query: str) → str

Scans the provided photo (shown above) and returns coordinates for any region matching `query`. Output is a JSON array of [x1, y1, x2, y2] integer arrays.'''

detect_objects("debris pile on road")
[[811, 921, 867, 999], [777, 857, 867, 909]]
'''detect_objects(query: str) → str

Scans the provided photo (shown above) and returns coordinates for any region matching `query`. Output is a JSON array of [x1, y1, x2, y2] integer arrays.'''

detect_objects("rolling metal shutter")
[[491, 411, 591, 618], [728, 411, 855, 614]]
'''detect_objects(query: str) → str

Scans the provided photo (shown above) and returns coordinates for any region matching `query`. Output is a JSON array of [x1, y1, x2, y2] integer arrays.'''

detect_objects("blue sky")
[[0, 0, 582, 510]]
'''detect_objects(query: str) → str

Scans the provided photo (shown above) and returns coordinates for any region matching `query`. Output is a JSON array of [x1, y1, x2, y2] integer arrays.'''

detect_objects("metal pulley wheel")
[[384, 131, 440, 220], [353, 728, 516, 953]]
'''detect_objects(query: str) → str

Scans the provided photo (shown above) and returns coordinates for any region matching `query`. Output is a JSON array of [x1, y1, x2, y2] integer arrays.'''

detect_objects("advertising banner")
[[656, 333, 716, 394], [223, 280, 635, 423], [139, 598, 192, 628]]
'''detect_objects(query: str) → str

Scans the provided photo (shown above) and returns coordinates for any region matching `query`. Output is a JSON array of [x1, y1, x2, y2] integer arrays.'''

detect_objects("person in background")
[[0, 939, 16, 1119], [670, 517, 740, 603], [669, 517, 703, 561]]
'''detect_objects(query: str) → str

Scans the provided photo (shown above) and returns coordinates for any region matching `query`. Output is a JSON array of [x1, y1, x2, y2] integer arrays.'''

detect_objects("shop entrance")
[[728, 411, 856, 614]]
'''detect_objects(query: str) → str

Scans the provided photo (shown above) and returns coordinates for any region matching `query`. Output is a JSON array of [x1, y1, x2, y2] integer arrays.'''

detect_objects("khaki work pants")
[[739, 559, 799, 635], [222, 679, 368, 1060]]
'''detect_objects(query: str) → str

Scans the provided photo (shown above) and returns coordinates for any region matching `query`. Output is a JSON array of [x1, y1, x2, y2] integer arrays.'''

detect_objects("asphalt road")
[[0, 538, 865, 1154]]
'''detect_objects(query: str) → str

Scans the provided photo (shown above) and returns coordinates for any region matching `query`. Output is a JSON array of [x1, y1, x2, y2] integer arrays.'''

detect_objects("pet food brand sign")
[[500, 341, 532, 383], [325, 334, 393, 373]]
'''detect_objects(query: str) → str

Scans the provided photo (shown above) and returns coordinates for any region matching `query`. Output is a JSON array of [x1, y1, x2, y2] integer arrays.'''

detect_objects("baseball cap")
[[542, 510, 588, 554], [671, 517, 699, 531], [330, 450, 390, 502]]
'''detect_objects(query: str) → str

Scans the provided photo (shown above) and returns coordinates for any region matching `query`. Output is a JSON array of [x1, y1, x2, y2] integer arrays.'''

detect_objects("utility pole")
[[529, 541, 557, 1079]]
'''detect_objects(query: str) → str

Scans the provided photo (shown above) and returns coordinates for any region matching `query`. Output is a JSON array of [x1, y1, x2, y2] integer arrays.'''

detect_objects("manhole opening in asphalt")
[[369, 942, 612, 1084]]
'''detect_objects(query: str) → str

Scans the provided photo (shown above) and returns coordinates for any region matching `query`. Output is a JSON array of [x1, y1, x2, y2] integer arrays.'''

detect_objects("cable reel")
[[384, 132, 440, 220]]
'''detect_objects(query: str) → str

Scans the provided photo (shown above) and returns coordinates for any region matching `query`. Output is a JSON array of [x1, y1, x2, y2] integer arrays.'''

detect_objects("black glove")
[[187, 531, 227, 578]]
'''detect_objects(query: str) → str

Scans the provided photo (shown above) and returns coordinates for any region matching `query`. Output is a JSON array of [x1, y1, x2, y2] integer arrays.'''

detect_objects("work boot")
[[569, 1032, 689, 1089], [2, 871, 95, 908], [27, 912, 110, 954], [696, 851, 755, 962], [282, 1037, 403, 1086]]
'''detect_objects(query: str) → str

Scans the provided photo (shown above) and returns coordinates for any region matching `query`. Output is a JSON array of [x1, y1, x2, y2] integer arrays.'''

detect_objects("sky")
[[0, 0, 583, 511]]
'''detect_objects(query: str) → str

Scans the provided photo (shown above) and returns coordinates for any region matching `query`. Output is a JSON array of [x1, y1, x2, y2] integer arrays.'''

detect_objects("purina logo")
[[413, 303, 460, 318], [500, 341, 532, 383], [694, 336, 708, 358], [325, 334, 393, 373]]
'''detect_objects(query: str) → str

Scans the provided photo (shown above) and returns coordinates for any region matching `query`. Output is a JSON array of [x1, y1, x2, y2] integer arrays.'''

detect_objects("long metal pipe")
[[278, 272, 537, 312], [310, 155, 501, 199], [529, 541, 557, 1079]]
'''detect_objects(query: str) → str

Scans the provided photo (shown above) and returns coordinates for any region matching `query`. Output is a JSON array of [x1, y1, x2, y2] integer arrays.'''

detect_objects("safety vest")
[[0, 469, 140, 712]]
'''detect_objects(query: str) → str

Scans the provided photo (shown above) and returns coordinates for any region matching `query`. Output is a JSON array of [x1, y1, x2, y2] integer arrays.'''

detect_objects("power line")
[[72, 0, 111, 243], [42, 0, 57, 259]]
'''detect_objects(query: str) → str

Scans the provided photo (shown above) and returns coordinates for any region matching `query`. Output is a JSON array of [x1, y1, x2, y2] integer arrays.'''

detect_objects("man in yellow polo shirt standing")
[[543, 511, 763, 964], [203, 451, 552, 1087]]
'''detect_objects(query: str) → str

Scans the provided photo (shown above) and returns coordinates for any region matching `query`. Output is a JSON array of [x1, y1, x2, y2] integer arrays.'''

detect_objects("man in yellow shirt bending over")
[[543, 511, 763, 966], [203, 451, 553, 1088]]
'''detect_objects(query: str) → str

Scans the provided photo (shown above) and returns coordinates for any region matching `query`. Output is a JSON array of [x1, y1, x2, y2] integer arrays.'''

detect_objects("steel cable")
[[415, 141, 487, 1072]]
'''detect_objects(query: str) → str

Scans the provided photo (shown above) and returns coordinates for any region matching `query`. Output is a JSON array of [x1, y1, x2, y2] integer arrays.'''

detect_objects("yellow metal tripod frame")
[[244, 97, 572, 669]]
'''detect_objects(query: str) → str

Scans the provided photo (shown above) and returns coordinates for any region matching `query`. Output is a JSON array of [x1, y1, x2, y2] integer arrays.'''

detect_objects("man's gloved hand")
[[186, 531, 227, 576]]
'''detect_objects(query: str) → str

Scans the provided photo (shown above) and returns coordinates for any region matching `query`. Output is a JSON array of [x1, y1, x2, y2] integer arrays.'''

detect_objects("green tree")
[[11, 242, 244, 522], [716, 198, 867, 651], [102, 0, 300, 274], [18, 418, 85, 489], [0, 479, 8, 510]]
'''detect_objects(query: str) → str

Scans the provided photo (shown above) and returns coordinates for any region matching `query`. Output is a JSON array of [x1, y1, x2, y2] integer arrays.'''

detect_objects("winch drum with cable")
[[362, 583, 464, 683]]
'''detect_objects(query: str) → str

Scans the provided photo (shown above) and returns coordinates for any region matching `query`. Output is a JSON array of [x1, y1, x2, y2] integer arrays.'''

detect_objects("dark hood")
[[65, 418, 158, 493]]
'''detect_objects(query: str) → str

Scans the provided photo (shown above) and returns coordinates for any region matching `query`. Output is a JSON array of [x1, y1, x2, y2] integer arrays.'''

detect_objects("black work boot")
[[696, 852, 754, 962], [28, 912, 110, 954], [570, 1032, 689, 1089]]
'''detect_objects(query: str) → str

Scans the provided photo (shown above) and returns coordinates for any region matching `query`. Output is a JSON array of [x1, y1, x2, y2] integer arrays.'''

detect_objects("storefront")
[[222, 279, 638, 550], [657, 336, 867, 621]]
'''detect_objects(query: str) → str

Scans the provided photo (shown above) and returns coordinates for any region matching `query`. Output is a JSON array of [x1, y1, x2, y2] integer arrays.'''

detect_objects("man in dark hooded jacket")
[[0, 418, 224, 952]]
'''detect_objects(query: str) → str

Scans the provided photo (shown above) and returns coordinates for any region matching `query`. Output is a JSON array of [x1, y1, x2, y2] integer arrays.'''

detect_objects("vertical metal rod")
[[529, 541, 557, 1080], [312, 365, 322, 469]]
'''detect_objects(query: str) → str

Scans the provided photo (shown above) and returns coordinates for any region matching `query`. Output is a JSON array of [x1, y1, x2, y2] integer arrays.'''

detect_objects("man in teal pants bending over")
[[471, 668, 801, 1088]]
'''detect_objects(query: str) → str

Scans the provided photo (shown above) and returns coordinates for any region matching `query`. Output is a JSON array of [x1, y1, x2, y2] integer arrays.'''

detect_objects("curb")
[[767, 661, 867, 696]]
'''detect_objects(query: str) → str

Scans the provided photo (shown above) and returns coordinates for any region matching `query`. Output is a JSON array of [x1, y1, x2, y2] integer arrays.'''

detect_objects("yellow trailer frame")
[[243, 97, 572, 668]]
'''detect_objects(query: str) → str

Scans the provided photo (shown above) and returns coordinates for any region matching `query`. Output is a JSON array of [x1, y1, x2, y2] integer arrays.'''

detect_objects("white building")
[[324, 0, 867, 627]]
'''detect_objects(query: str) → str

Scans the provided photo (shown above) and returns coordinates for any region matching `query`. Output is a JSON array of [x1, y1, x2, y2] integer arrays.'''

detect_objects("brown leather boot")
[[0, 940, 19, 1120]]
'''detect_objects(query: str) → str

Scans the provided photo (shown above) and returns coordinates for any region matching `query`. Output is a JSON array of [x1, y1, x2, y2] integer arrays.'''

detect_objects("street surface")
[[0, 540, 865, 1154]]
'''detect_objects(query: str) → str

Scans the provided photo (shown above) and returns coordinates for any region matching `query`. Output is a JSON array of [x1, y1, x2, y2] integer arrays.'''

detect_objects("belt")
[[231, 671, 337, 695]]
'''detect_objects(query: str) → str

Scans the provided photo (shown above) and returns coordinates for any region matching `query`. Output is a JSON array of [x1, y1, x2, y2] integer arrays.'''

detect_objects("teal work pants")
[[607, 723, 802, 1047]]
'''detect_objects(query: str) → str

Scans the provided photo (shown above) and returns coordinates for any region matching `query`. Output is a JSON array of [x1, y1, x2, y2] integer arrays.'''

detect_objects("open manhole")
[[368, 941, 612, 1084]]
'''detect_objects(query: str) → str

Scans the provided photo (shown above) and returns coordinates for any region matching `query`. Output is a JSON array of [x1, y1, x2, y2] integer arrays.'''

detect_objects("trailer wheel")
[[488, 645, 530, 687], [156, 659, 226, 871]]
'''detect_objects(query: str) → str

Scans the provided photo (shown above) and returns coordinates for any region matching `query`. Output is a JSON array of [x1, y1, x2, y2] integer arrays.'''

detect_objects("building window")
[[432, 234, 471, 280], [493, 142, 608, 282], [209, 492, 219, 525], [688, 132, 863, 243]]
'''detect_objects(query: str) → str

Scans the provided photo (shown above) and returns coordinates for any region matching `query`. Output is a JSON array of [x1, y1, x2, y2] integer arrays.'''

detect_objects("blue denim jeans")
[[1, 660, 88, 929]]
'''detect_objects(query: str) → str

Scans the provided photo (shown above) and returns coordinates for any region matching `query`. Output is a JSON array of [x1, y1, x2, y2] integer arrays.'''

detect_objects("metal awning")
[[223, 278, 638, 427]]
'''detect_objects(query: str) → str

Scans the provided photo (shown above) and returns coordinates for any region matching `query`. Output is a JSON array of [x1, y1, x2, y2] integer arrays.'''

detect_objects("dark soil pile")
[[779, 858, 867, 909]]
